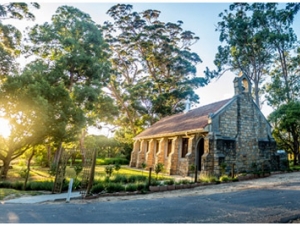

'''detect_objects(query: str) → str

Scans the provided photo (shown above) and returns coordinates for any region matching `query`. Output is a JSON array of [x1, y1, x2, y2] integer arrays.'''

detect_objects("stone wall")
[[211, 93, 275, 176]]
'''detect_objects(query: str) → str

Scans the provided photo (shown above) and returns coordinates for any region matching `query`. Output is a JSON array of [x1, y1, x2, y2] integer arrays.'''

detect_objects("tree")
[[269, 101, 300, 165], [84, 135, 121, 158], [0, 2, 40, 79], [0, 61, 83, 178], [207, 3, 299, 108], [26, 5, 115, 158], [102, 4, 210, 142]]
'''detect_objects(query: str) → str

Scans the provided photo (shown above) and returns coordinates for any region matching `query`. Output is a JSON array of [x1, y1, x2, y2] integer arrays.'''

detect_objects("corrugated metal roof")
[[135, 98, 232, 139]]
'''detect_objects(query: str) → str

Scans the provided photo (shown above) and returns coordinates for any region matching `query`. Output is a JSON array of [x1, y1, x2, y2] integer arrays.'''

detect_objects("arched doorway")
[[196, 138, 204, 171]]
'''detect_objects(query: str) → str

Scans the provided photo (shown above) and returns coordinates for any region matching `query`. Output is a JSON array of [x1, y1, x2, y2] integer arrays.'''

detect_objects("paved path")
[[3, 192, 82, 204]]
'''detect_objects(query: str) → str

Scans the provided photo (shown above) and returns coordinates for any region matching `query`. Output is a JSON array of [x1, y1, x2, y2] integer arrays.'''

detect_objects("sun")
[[0, 118, 11, 138]]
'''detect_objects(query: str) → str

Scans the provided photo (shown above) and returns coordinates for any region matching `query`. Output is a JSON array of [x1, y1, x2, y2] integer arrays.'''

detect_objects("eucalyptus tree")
[[207, 3, 276, 108], [0, 61, 83, 178], [0, 2, 39, 79], [26, 6, 115, 153], [269, 101, 300, 165], [103, 4, 209, 141]]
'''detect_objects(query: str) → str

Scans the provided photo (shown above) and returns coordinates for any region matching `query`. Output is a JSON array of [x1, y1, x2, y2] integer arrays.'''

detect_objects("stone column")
[[200, 133, 215, 178], [170, 137, 179, 175], [129, 140, 140, 167], [136, 140, 146, 168], [145, 139, 155, 169]]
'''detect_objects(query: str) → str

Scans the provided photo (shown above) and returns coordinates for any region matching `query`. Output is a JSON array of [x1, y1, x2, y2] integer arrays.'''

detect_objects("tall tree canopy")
[[102, 4, 211, 143], [0, 61, 83, 178], [207, 3, 299, 108], [26, 5, 115, 134], [0, 2, 39, 79]]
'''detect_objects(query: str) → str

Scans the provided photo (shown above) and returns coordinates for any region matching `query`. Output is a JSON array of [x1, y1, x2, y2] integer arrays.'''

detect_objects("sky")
[[6, 0, 300, 136]]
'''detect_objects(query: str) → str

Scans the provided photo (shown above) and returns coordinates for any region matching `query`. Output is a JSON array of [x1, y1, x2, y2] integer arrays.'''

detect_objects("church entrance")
[[196, 138, 204, 171]]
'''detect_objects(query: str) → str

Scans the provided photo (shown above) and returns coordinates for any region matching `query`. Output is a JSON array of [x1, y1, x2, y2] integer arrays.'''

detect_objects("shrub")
[[105, 165, 114, 179], [134, 175, 147, 182], [27, 181, 54, 191], [199, 175, 218, 183], [112, 175, 128, 183], [154, 163, 164, 179], [127, 175, 138, 183], [220, 175, 230, 182], [105, 183, 125, 193], [49, 163, 57, 176], [220, 162, 227, 175], [181, 179, 190, 184], [91, 183, 105, 194], [125, 184, 137, 192], [114, 163, 121, 173], [165, 179, 175, 185], [136, 183, 146, 191], [97, 158, 129, 165]]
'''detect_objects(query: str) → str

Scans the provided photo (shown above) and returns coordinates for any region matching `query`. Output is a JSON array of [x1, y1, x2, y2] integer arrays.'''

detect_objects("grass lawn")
[[0, 163, 171, 200]]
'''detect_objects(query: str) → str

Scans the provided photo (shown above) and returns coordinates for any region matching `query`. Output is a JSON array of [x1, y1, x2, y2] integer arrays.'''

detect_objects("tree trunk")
[[86, 149, 96, 195], [23, 149, 35, 190], [0, 153, 12, 179], [254, 80, 260, 109]]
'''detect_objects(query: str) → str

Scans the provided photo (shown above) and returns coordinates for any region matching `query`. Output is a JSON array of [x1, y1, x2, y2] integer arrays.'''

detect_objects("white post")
[[66, 178, 74, 203]]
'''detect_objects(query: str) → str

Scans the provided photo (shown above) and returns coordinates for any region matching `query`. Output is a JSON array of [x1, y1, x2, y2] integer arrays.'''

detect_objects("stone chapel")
[[129, 74, 277, 177]]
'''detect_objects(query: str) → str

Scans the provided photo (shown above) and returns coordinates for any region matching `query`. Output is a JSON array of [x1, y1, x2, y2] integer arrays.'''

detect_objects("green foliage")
[[125, 183, 137, 192], [220, 162, 227, 176], [96, 158, 129, 165], [114, 163, 121, 172], [199, 175, 218, 183], [219, 175, 230, 182], [165, 179, 175, 185], [105, 183, 125, 193], [73, 164, 83, 179], [112, 175, 128, 184], [269, 101, 300, 165], [18, 168, 28, 179], [104, 4, 209, 142], [26, 181, 54, 191], [208, 3, 300, 108], [105, 165, 114, 179], [154, 163, 164, 179], [141, 162, 147, 169], [189, 164, 196, 172], [49, 163, 57, 176], [91, 183, 105, 194]]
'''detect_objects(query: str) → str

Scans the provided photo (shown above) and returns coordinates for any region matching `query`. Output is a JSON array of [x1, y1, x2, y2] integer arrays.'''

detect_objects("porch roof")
[[135, 98, 232, 140]]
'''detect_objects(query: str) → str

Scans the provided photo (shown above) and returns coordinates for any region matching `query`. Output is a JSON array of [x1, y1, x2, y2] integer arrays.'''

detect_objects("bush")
[[136, 183, 147, 191], [105, 165, 114, 179], [91, 183, 105, 194], [112, 175, 128, 183], [125, 184, 137, 192], [219, 175, 230, 182], [164, 179, 175, 185], [97, 158, 129, 166], [105, 183, 125, 193], [127, 175, 138, 183], [154, 163, 164, 179], [27, 181, 54, 191]]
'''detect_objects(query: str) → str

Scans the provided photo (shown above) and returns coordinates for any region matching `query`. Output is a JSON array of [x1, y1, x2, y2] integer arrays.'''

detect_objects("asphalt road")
[[1, 173, 300, 223]]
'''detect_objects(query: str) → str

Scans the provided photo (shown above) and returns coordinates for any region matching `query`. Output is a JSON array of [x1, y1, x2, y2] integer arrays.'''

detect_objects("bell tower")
[[233, 72, 252, 95]]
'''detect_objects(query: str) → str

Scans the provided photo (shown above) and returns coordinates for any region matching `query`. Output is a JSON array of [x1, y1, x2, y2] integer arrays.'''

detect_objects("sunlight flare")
[[0, 118, 11, 138]]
